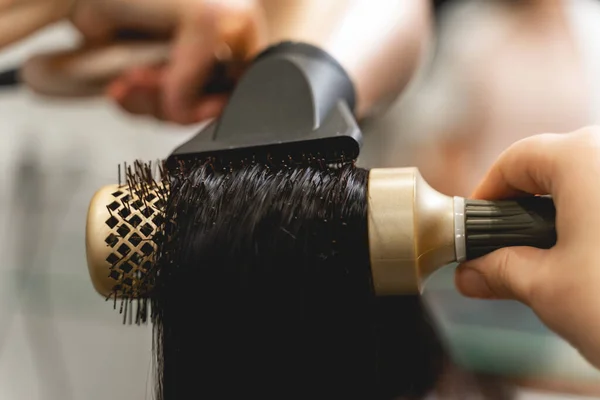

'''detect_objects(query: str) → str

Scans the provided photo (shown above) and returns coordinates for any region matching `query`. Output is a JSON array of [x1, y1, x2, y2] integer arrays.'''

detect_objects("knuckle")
[[500, 134, 558, 191]]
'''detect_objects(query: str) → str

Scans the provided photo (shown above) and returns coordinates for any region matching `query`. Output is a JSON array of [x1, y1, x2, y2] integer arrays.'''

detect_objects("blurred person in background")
[[3, 0, 599, 197], [363, 0, 600, 196], [0, 0, 431, 124]]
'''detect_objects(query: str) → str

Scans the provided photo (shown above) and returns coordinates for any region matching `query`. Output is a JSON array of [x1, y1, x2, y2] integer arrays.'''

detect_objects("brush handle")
[[464, 197, 557, 260]]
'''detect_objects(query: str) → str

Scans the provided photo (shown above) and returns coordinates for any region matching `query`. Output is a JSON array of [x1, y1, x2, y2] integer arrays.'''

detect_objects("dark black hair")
[[149, 162, 508, 399]]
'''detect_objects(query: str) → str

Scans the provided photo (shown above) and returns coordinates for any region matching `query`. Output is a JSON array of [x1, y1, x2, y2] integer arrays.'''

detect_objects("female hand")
[[1, 0, 267, 124], [455, 127, 600, 368]]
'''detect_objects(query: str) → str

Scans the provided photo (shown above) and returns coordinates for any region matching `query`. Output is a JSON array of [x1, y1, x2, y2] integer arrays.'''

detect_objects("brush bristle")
[[166, 148, 356, 176], [101, 155, 357, 324], [100, 160, 170, 324]]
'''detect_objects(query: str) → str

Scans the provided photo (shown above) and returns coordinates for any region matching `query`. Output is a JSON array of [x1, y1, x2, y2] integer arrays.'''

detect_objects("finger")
[[69, 1, 114, 43], [106, 78, 130, 103], [108, 66, 225, 122], [470, 133, 565, 200], [117, 86, 159, 116], [0, 2, 71, 47], [191, 94, 229, 122], [108, 66, 163, 117], [0, 0, 32, 12], [162, 6, 219, 124], [217, 1, 267, 61], [455, 246, 549, 304], [0, 0, 69, 13], [125, 66, 164, 89], [106, 67, 157, 102], [86, 0, 176, 35]]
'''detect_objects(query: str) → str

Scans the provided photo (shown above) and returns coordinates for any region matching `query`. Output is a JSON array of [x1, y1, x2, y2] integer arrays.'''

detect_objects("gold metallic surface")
[[368, 168, 456, 295], [86, 184, 122, 298], [86, 183, 162, 298]]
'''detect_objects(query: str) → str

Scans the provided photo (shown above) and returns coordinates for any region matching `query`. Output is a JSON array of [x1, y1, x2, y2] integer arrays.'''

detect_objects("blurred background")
[[361, 0, 600, 398], [1, 0, 600, 399]]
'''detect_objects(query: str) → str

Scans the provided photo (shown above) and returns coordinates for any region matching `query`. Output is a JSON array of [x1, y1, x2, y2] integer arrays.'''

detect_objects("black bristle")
[[129, 299, 133, 325], [123, 299, 128, 325], [165, 149, 353, 181], [105, 152, 357, 326], [103, 159, 172, 325]]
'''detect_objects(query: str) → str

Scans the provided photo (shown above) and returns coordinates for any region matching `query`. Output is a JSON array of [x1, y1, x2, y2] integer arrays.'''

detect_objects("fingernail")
[[456, 268, 494, 298]]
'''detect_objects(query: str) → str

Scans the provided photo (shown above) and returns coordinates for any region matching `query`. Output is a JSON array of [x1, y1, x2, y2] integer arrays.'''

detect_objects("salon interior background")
[[2, 0, 600, 399]]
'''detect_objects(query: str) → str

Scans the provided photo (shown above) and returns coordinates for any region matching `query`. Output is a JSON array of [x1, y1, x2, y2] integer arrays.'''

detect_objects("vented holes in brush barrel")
[[89, 182, 167, 300], [105, 187, 164, 297], [464, 197, 557, 260], [104, 188, 163, 296]]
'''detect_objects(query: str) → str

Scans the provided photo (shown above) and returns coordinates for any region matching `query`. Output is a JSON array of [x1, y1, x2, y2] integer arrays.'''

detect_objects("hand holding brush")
[[456, 127, 600, 370], [77, 26, 578, 396]]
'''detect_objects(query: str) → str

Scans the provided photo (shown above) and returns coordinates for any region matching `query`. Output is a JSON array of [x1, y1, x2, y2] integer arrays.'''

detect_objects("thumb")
[[455, 246, 547, 303], [162, 7, 220, 124]]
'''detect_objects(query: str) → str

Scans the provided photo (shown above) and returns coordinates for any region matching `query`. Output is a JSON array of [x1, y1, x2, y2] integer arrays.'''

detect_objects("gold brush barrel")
[[86, 181, 168, 299], [85, 167, 460, 299]]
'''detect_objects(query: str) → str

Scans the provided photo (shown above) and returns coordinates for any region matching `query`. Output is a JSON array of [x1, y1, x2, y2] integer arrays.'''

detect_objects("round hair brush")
[[84, 41, 556, 323], [85, 163, 556, 309]]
